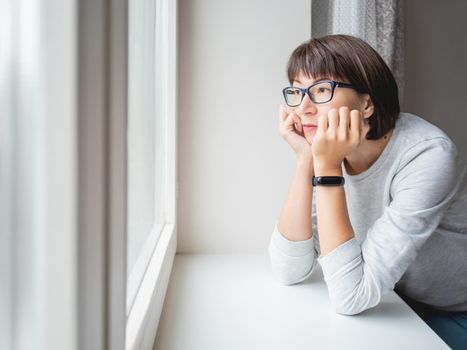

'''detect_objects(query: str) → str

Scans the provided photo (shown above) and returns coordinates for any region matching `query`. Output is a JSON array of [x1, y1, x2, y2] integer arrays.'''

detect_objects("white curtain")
[[311, 0, 404, 100]]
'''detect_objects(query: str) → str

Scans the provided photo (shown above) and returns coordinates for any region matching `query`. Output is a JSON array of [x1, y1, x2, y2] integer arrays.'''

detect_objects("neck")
[[344, 128, 394, 175]]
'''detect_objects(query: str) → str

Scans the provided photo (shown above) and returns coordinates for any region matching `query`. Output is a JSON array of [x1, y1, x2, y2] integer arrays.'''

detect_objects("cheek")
[[316, 107, 331, 117], [328, 94, 361, 112]]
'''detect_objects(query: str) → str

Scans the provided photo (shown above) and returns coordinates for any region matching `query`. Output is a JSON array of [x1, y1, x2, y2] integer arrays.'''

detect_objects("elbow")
[[274, 274, 306, 286], [332, 302, 364, 316], [269, 257, 316, 286], [271, 264, 315, 286], [329, 292, 376, 316], [275, 277, 299, 286], [268, 241, 316, 286]]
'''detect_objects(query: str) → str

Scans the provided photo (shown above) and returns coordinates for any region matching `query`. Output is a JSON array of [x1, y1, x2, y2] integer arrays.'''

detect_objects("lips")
[[302, 124, 317, 131]]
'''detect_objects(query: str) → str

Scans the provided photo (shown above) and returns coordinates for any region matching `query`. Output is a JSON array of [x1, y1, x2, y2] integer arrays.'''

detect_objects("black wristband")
[[312, 176, 345, 186]]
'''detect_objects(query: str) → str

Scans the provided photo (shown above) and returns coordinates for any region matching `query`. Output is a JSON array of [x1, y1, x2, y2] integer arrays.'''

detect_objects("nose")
[[296, 91, 317, 115]]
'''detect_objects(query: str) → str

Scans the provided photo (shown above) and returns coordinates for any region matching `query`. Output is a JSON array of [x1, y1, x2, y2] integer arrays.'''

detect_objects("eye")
[[317, 87, 330, 93], [286, 89, 301, 95]]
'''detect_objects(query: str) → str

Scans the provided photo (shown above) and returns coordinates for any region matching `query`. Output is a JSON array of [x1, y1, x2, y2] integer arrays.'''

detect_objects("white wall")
[[404, 0, 467, 163], [178, 0, 311, 253], [178, 0, 467, 254]]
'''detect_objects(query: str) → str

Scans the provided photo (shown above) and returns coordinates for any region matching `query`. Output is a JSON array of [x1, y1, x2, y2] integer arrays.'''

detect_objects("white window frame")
[[79, 0, 177, 348], [124, 0, 178, 348], [1, 0, 177, 347]]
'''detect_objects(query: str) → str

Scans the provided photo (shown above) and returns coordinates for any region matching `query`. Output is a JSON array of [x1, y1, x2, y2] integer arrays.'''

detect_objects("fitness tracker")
[[312, 176, 345, 187]]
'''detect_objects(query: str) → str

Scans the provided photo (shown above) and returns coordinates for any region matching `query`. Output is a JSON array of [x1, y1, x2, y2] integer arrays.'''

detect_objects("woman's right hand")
[[278, 104, 313, 159]]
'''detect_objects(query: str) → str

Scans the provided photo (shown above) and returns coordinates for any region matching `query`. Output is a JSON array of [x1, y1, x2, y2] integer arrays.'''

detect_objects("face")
[[291, 71, 374, 144]]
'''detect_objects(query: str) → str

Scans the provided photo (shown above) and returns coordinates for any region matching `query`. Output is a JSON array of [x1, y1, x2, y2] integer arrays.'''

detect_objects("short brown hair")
[[286, 34, 400, 140]]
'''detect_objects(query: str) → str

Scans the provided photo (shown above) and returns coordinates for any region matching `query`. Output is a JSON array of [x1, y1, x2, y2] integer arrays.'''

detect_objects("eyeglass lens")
[[284, 81, 333, 106]]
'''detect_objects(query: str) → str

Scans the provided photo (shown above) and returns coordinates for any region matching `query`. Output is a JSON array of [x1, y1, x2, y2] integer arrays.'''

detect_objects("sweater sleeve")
[[317, 138, 462, 315], [268, 191, 320, 285]]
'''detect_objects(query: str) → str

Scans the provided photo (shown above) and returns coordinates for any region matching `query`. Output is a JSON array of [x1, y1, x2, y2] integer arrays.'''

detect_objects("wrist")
[[297, 155, 313, 164], [313, 161, 343, 177], [296, 155, 314, 176]]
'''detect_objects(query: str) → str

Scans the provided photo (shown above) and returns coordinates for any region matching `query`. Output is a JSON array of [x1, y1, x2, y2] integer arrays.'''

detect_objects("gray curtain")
[[311, 0, 404, 101]]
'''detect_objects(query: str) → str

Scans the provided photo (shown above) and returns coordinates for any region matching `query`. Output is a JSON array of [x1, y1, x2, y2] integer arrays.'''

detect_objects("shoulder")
[[397, 113, 454, 143], [389, 113, 461, 197], [394, 113, 458, 166]]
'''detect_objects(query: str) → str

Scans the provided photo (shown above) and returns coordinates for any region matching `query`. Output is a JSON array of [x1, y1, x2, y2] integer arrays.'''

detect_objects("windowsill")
[[127, 223, 165, 316], [153, 254, 449, 350], [126, 223, 177, 350]]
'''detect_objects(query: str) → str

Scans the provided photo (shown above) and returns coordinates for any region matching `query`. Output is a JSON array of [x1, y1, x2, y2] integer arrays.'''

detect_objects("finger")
[[282, 107, 295, 125], [296, 115, 304, 134], [279, 104, 288, 123], [293, 115, 303, 135], [350, 109, 362, 138], [338, 106, 350, 134], [328, 108, 339, 131], [284, 112, 298, 133], [279, 105, 295, 122], [316, 114, 327, 135], [279, 108, 295, 133]]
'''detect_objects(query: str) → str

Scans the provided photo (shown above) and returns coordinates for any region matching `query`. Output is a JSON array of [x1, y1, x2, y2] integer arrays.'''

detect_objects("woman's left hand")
[[312, 106, 364, 172]]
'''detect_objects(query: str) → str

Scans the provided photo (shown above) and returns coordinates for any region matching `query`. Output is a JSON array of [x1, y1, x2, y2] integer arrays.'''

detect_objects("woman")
[[268, 34, 467, 349]]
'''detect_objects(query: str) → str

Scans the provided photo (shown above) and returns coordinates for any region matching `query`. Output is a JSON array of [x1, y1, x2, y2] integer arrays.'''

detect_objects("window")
[[1, 0, 177, 348], [0, 0, 78, 348], [127, 0, 160, 308], [125, 0, 178, 348]]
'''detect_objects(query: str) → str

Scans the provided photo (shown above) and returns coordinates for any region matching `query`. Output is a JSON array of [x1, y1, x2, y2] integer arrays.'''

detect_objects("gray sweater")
[[269, 112, 467, 314]]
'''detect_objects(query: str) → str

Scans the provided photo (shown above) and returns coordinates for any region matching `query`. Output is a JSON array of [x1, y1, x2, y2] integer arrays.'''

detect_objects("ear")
[[361, 94, 374, 119]]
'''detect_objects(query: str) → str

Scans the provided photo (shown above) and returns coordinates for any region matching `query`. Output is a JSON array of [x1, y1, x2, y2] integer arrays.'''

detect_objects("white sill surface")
[[153, 254, 449, 350]]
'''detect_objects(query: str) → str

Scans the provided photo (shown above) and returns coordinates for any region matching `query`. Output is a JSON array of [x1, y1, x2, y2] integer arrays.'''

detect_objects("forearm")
[[277, 156, 314, 241], [314, 165, 355, 255]]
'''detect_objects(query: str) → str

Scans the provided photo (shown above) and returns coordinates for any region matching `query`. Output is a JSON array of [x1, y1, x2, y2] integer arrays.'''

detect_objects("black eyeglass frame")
[[282, 80, 357, 107]]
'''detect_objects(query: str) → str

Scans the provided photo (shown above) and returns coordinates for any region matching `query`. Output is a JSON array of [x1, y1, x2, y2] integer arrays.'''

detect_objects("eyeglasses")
[[282, 80, 357, 107]]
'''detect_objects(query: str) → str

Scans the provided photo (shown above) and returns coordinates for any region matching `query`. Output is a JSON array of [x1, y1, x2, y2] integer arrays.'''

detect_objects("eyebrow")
[[293, 77, 330, 85]]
